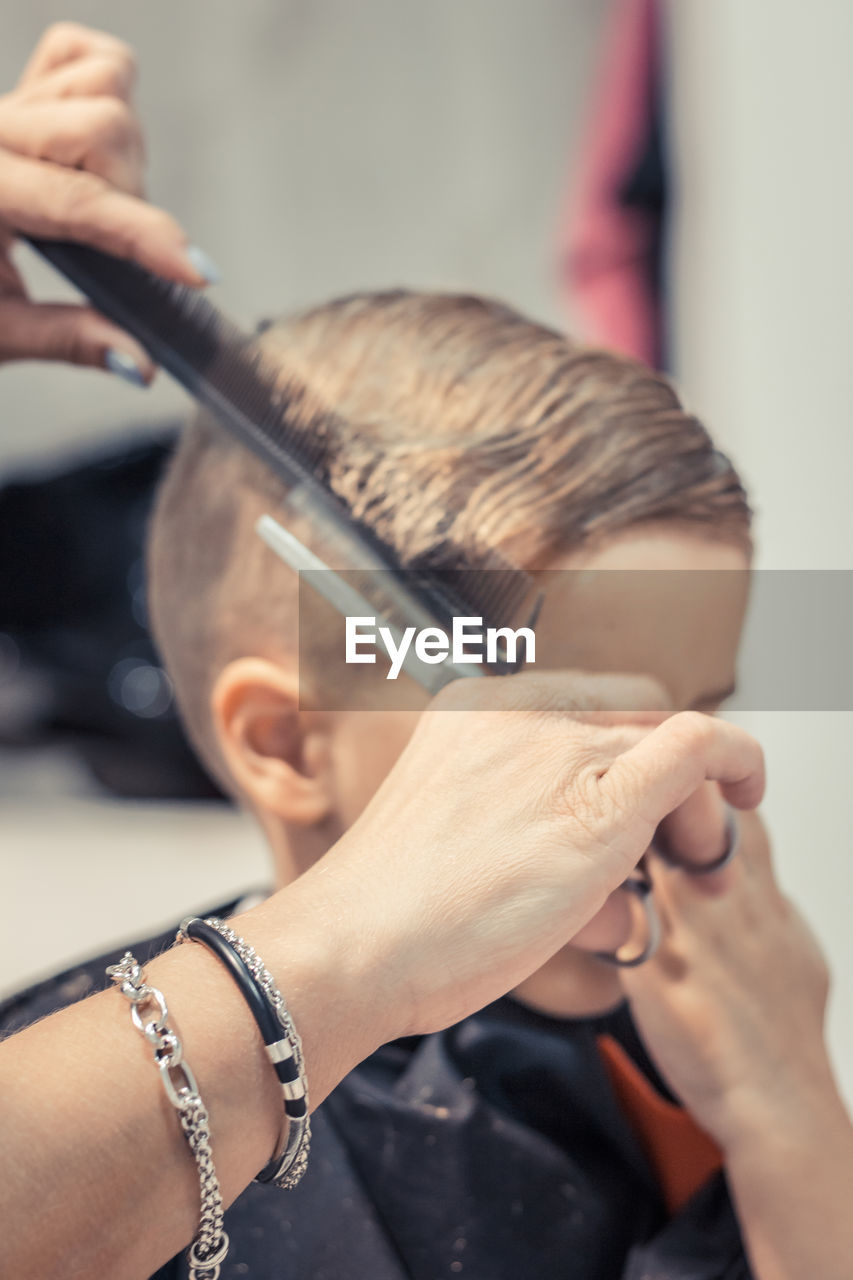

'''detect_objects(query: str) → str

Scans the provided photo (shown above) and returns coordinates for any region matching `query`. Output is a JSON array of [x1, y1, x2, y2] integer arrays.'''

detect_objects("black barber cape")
[[0, 903, 751, 1280]]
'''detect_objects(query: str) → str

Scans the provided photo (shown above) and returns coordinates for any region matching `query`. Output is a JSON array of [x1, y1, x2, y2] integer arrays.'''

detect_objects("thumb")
[[602, 711, 765, 830], [0, 296, 154, 380]]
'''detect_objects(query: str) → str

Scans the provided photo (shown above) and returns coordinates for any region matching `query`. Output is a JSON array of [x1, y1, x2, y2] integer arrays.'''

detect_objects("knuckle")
[[54, 168, 109, 235], [90, 97, 134, 147], [96, 42, 138, 96], [80, 53, 136, 100], [109, 207, 162, 262], [144, 205, 182, 241], [65, 329, 92, 366], [41, 20, 86, 49], [31, 21, 89, 68], [44, 312, 91, 366], [667, 709, 714, 754], [559, 756, 610, 825], [107, 38, 136, 71], [112, 50, 138, 95]]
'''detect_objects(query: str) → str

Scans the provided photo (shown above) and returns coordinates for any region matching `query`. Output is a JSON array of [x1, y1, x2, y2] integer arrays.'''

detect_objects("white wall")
[[668, 0, 853, 1103]]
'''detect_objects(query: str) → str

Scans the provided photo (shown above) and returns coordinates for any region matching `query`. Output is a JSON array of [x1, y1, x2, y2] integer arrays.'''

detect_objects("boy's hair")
[[147, 289, 750, 784]]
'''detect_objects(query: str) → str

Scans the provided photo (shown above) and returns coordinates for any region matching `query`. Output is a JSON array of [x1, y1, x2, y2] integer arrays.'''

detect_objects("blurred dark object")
[[561, 0, 668, 370], [0, 426, 224, 800]]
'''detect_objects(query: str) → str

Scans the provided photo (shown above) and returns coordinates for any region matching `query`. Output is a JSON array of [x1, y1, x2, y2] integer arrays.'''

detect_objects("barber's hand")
[[619, 803, 833, 1151], [264, 673, 765, 1058], [0, 23, 212, 377]]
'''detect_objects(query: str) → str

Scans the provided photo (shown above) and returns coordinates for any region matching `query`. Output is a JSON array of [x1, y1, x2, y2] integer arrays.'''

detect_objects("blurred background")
[[2, 1, 852, 1104]]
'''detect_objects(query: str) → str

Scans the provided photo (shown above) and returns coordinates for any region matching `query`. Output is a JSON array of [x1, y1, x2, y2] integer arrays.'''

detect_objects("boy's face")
[[326, 527, 751, 837]]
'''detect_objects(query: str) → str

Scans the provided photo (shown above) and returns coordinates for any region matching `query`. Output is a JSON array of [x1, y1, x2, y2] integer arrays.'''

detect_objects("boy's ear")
[[211, 657, 334, 824]]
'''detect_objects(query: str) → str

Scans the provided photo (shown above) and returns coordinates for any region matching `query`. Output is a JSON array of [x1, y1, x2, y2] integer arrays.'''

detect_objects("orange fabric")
[[597, 1033, 723, 1215]]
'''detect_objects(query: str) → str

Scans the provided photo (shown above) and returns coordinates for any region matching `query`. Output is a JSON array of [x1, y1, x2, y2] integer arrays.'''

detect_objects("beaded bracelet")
[[106, 952, 229, 1280], [177, 916, 311, 1189]]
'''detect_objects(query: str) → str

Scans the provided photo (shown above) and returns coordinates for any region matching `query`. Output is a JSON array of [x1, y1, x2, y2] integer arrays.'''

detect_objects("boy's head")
[[147, 290, 751, 887]]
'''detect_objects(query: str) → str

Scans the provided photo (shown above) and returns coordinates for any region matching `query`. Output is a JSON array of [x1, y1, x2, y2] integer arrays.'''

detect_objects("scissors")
[[595, 809, 740, 966]]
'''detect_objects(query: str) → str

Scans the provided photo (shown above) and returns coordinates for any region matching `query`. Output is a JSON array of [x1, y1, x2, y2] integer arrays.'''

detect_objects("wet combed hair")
[[147, 289, 751, 783]]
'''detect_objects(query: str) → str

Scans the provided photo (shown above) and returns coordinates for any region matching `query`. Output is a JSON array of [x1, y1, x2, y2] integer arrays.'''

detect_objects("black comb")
[[26, 238, 331, 492], [26, 238, 540, 645]]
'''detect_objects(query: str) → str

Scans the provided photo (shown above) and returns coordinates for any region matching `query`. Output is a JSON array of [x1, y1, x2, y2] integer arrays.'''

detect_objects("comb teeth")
[[407, 559, 537, 635], [27, 237, 541, 642], [27, 239, 331, 491]]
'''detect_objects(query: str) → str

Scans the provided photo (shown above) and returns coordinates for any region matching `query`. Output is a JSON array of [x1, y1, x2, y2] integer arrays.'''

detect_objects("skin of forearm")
[[0, 887, 381, 1280], [722, 1082, 853, 1280]]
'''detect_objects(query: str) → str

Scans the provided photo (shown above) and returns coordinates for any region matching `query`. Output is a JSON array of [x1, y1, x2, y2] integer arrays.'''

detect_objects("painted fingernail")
[[105, 348, 148, 387], [185, 245, 222, 285]]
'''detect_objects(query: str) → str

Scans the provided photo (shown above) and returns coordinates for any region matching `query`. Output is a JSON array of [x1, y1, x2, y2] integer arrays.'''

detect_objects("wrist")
[[714, 1059, 847, 1158], [231, 873, 399, 1106]]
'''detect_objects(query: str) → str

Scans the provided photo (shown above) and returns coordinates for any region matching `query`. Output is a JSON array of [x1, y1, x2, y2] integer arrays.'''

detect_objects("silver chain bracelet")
[[106, 952, 229, 1280]]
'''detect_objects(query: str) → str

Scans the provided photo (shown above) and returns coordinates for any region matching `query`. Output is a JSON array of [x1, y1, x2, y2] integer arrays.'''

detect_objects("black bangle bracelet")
[[179, 917, 306, 1115], [177, 915, 312, 1189]]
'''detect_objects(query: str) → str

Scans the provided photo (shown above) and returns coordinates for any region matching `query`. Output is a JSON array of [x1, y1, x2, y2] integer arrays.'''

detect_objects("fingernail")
[[105, 348, 149, 388], [185, 244, 222, 285]]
